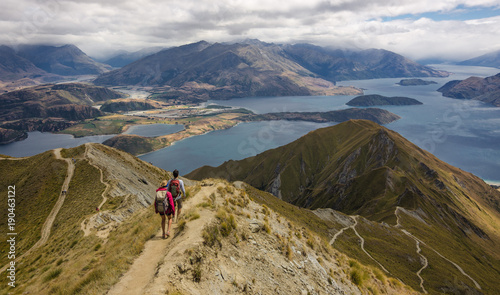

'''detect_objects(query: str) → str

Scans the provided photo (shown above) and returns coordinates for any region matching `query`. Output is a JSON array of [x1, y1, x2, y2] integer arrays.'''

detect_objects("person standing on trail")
[[155, 180, 175, 238], [167, 169, 185, 221]]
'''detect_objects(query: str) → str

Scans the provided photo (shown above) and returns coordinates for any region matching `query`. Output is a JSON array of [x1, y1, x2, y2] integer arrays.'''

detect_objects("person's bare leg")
[[167, 215, 172, 237], [161, 215, 166, 238]]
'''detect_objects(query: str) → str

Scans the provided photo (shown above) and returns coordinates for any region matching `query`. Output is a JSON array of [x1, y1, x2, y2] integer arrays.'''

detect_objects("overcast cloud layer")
[[1, 0, 499, 61]]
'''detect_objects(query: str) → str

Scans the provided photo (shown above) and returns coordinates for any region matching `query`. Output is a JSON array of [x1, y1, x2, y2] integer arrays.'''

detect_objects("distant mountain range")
[[438, 72, 500, 106], [94, 40, 449, 100], [0, 44, 111, 86], [458, 50, 500, 68], [103, 46, 165, 68], [0, 45, 50, 82], [187, 119, 500, 294]]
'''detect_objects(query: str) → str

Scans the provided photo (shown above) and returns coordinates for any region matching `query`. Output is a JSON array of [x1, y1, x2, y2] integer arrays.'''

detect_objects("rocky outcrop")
[[438, 73, 500, 106]]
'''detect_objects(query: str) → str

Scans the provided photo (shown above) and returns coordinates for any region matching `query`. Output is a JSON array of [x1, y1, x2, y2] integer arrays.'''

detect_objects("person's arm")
[[180, 180, 186, 198], [154, 189, 158, 214]]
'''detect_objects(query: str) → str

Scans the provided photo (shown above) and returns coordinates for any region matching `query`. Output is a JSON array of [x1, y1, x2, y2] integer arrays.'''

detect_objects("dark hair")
[[173, 169, 179, 178]]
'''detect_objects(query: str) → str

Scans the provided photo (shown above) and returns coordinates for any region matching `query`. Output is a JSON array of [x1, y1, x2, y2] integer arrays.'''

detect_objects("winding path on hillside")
[[401, 229, 428, 294], [85, 143, 110, 210], [414, 240, 428, 293], [350, 216, 391, 274], [329, 215, 392, 274], [329, 224, 351, 245], [1, 148, 74, 272], [395, 207, 481, 291], [395, 207, 428, 293], [80, 144, 112, 237]]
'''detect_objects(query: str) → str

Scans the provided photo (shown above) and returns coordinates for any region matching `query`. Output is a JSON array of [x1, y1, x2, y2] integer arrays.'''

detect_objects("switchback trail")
[[350, 216, 391, 274], [107, 184, 218, 295], [401, 230, 428, 294], [329, 215, 391, 274], [1, 148, 75, 272], [395, 207, 481, 291]]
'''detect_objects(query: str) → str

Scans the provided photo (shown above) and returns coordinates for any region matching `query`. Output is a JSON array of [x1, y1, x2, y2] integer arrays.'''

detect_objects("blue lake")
[[1, 64, 499, 183], [139, 121, 336, 174], [0, 132, 115, 157], [199, 64, 500, 182]]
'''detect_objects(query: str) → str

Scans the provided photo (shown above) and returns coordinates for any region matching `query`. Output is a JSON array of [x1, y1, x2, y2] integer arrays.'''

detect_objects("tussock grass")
[[185, 208, 200, 221], [43, 268, 62, 282], [203, 207, 238, 247]]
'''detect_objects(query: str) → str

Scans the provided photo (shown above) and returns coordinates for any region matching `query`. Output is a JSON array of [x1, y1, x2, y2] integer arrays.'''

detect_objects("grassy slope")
[[188, 119, 500, 294], [0, 151, 67, 266]]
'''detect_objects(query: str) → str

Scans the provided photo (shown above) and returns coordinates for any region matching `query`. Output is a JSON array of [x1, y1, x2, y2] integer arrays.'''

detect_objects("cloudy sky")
[[1, 0, 499, 61]]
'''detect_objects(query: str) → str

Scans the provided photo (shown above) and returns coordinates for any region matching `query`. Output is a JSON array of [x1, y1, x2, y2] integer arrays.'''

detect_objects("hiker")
[[155, 180, 175, 238], [167, 169, 186, 220]]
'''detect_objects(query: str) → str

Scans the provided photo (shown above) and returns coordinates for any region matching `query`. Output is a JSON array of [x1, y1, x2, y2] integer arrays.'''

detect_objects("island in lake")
[[397, 78, 438, 86], [346, 94, 423, 106]]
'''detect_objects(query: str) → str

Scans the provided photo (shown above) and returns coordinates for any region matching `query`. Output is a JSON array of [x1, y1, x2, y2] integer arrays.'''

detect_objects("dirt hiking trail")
[[107, 184, 217, 295]]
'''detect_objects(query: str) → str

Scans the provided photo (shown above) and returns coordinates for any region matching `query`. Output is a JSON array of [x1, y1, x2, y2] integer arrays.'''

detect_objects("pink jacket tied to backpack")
[[155, 187, 175, 215]]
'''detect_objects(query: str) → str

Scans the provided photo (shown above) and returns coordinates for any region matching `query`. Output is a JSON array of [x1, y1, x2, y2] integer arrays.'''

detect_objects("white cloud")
[[0, 0, 499, 61]]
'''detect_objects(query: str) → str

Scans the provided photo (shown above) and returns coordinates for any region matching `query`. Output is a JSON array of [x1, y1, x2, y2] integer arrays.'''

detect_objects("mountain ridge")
[[458, 50, 500, 68], [16, 44, 111, 76], [187, 119, 500, 294]]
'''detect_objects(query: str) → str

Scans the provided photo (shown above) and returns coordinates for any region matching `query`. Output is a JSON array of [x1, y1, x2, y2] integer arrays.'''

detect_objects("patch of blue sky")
[[381, 5, 500, 22]]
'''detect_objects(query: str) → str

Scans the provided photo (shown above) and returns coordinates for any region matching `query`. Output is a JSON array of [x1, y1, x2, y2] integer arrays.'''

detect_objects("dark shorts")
[[175, 198, 182, 209], [159, 211, 173, 216]]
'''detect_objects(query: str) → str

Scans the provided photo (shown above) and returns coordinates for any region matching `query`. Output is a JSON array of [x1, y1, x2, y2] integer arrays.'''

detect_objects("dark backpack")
[[169, 179, 180, 198], [155, 190, 168, 214]]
